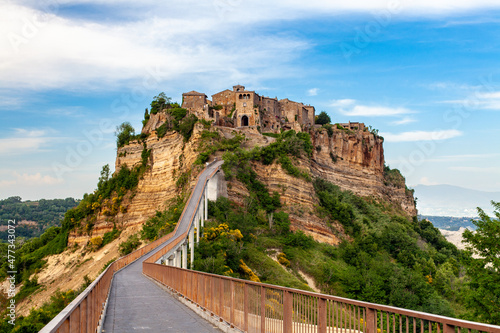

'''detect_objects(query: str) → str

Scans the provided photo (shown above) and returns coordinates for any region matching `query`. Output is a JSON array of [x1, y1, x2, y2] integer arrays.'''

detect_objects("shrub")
[[316, 111, 331, 125], [89, 237, 103, 251], [284, 230, 315, 249], [277, 252, 291, 267], [156, 123, 168, 138], [102, 228, 121, 247], [383, 165, 405, 188], [119, 234, 141, 256], [116, 122, 135, 148]]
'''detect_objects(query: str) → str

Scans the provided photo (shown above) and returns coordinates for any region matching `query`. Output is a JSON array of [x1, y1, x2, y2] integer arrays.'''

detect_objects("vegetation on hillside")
[[315, 111, 331, 125], [3, 100, 500, 330], [222, 130, 312, 183], [196, 181, 466, 318], [191, 134, 499, 323], [0, 197, 78, 240], [462, 201, 500, 324]]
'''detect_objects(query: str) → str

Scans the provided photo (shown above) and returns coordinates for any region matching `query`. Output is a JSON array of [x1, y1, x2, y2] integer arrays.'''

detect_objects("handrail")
[[143, 264, 500, 333], [145, 162, 221, 264], [43, 155, 500, 333], [40, 162, 220, 333]]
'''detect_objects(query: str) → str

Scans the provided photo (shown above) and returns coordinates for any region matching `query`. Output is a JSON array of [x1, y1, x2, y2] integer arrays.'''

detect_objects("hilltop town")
[[182, 85, 316, 132]]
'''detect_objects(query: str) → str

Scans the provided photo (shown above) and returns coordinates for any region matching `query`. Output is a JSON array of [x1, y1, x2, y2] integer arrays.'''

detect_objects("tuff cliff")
[[68, 124, 205, 244], [68, 115, 416, 246], [310, 127, 416, 216]]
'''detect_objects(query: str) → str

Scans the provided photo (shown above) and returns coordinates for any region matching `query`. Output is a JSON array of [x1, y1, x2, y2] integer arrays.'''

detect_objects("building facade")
[[182, 85, 315, 132]]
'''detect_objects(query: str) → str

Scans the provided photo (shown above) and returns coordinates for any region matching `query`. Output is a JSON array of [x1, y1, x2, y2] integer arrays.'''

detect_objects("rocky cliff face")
[[68, 123, 205, 244], [310, 127, 416, 216], [69, 119, 416, 246], [225, 127, 416, 245]]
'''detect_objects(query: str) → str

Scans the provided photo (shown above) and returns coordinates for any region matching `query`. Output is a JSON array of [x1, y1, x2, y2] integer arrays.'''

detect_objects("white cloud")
[[3, 1, 499, 93], [343, 105, 413, 117], [330, 99, 356, 108], [307, 88, 318, 96], [0, 129, 55, 155], [0, 2, 309, 91], [331, 99, 415, 117], [441, 91, 500, 110], [449, 166, 500, 173], [419, 177, 438, 186], [391, 117, 416, 125], [428, 153, 500, 162], [381, 129, 462, 142], [0, 171, 63, 189], [14, 172, 63, 185]]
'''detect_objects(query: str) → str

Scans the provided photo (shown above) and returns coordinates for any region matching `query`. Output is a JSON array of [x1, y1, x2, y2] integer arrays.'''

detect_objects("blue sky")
[[1, 0, 500, 202]]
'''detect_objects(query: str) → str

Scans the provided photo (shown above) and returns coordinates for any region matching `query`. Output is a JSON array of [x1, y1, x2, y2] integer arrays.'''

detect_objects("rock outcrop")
[[69, 123, 206, 244], [310, 127, 417, 216], [69, 115, 416, 246]]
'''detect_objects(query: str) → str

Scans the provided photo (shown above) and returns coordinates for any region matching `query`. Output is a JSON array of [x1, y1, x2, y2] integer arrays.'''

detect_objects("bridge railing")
[[143, 263, 500, 333], [39, 229, 177, 333], [40, 162, 221, 332]]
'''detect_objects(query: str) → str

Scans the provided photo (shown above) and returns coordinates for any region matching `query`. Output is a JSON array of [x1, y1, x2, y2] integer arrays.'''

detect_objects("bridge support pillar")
[[176, 248, 182, 268], [195, 211, 200, 243], [182, 243, 187, 269], [204, 187, 208, 220], [198, 198, 201, 230], [189, 226, 194, 268]]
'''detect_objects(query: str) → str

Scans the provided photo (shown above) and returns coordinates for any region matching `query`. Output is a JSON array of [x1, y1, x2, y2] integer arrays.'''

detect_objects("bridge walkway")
[[103, 161, 224, 333]]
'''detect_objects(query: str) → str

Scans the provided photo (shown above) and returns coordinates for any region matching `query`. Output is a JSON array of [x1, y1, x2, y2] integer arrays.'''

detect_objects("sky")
[[1, 0, 500, 207]]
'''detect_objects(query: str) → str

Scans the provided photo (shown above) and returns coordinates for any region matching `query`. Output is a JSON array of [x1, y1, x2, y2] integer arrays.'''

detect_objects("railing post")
[[283, 291, 292, 333], [366, 308, 376, 333], [444, 324, 455, 333], [204, 186, 208, 220], [261, 286, 265, 333], [230, 280, 235, 325], [220, 278, 224, 318], [318, 297, 327, 333], [244, 283, 249, 332]]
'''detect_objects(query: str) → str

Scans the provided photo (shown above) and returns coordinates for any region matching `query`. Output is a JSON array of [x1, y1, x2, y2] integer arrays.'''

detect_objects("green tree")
[[315, 111, 331, 125], [115, 122, 135, 148], [150, 92, 172, 114], [462, 201, 500, 324], [97, 164, 110, 191]]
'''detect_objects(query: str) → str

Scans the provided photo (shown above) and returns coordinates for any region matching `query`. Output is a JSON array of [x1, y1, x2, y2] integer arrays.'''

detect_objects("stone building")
[[182, 85, 315, 132], [339, 122, 365, 131]]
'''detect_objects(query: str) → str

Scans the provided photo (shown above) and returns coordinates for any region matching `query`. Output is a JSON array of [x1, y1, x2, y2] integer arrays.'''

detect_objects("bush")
[[284, 230, 315, 249], [156, 123, 168, 138], [89, 237, 103, 251], [277, 252, 291, 267], [383, 165, 405, 188], [315, 111, 331, 125], [116, 122, 135, 148], [141, 197, 184, 241], [102, 228, 121, 247], [119, 234, 141, 256]]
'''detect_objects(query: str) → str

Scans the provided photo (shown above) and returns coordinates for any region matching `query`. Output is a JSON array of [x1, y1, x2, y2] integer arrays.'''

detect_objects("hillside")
[[0, 197, 78, 240], [3, 96, 488, 330]]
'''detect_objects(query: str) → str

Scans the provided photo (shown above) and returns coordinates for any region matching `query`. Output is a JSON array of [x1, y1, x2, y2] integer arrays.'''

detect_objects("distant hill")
[[419, 215, 477, 231], [0, 196, 78, 240], [413, 184, 500, 217]]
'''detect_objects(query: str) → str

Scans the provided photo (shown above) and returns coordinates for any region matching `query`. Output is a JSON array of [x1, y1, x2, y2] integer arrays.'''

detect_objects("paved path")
[[103, 161, 224, 333]]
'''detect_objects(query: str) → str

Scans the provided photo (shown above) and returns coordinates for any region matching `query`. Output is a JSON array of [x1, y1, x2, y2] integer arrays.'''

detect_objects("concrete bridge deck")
[[103, 161, 224, 333]]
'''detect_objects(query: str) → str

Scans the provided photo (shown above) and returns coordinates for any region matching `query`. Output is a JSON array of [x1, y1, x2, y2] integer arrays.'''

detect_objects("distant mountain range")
[[413, 184, 500, 217]]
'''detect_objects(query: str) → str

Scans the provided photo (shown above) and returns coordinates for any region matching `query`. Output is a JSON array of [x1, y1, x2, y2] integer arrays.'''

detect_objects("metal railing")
[[40, 161, 220, 332], [39, 230, 177, 333], [42, 155, 500, 333], [143, 263, 500, 333]]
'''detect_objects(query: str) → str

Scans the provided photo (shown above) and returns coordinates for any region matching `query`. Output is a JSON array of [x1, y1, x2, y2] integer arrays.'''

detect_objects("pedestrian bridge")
[[41, 161, 500, 333]]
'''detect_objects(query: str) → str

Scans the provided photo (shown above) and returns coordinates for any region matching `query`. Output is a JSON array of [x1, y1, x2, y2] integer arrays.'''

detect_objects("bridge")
[[41, 161, 500, 333]]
